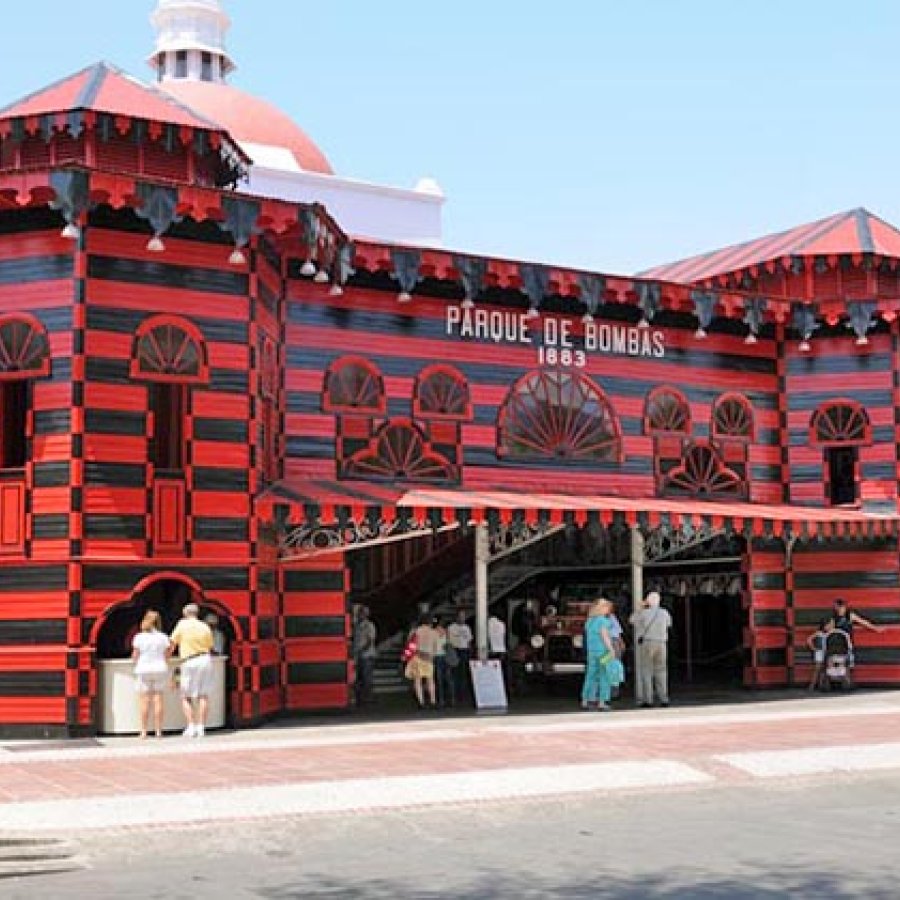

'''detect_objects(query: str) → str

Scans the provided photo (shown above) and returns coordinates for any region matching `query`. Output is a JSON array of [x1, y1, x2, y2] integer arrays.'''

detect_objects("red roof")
[[641, 208, 900, 284], [161, 80, 334, 175], [0, 61, 221, 131]]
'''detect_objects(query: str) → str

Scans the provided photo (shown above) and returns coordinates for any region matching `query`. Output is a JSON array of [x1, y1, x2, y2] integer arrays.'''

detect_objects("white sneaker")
[[182, 724, 196, 738], [195, 724, 205, 738]]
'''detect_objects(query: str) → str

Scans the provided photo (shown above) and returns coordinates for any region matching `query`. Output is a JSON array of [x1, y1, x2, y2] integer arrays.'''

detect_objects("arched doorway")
[[92, 573, 242, 734], [92, 572, 240, 660]]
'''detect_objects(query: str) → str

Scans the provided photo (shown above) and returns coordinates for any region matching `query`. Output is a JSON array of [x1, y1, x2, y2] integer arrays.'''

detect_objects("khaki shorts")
[[405, 655, 434, 681], [180, 655, 214, 699]]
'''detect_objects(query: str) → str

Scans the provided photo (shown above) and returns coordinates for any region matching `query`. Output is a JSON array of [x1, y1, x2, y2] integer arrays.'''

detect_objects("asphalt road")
[[4, 769, 899, 899]]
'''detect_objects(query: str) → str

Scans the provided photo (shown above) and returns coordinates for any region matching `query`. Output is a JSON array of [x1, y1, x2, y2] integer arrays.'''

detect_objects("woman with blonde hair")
[[131, 609, 171, 738], [581, 598, 617, 711]]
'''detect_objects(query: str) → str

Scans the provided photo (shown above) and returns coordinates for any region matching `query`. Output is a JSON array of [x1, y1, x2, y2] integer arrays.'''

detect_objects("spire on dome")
[[149, 0, 236, 85]]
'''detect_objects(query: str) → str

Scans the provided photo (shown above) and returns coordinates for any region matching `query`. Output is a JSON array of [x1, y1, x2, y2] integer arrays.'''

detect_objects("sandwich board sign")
[[469, 659, 508, 712]]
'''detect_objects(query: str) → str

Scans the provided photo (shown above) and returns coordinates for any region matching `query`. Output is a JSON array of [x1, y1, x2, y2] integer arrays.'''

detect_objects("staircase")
[[372, 631, 408, 696], [371, 563, 543, 698]]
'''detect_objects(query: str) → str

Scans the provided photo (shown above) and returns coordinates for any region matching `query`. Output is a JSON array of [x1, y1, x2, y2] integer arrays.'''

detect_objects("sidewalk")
[[1, 691, 899, 833]]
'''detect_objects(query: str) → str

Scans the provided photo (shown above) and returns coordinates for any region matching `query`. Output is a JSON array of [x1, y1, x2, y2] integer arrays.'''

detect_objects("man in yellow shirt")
[[170, 603, 214, 738]]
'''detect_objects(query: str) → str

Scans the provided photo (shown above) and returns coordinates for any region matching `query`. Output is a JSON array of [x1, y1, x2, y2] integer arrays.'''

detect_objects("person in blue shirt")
[[581, 597, 617, 711]]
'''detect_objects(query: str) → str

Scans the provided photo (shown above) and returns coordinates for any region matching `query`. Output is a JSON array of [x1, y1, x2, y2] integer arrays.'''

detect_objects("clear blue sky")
[[2, 1, 897, 274]]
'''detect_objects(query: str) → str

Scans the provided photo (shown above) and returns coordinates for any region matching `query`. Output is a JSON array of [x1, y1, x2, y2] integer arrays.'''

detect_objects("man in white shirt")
[[447, 610, 474, 703], [488, 614, 507, 684], [488, 614, 506, 655], [629, 591, 672, 708]]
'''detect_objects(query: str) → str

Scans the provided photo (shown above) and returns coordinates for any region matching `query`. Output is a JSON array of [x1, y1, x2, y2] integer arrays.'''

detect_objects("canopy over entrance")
[[268, 479, 899, 559]]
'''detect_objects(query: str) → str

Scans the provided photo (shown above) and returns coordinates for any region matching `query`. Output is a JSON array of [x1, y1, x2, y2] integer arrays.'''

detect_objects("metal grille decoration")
[[0, 315, 50, 379], [413, 365, 472, 420], [664, 443, 745, 497], [645, 387, 691, 435], [644, 521, 728, 562], [497, 370, 621, 461], [344, 421, 455, 482], [811, 401, 870, 446], [281, 513, 434, 555], [712, 394, 754, 441], [133, 318, 206, 382], [322, 357, 386, 414]]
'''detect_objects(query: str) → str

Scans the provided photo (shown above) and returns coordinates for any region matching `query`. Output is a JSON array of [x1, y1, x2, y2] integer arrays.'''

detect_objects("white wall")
[[243, 161, 444, 247]]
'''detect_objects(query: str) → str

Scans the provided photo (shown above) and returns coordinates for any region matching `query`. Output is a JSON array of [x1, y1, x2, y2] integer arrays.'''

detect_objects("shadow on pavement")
[[259, 868, 897, 900]]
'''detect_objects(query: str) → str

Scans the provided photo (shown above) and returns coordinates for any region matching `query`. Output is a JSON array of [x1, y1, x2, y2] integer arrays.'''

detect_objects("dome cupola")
[[149, 0, 235, 84], [150, 0, 334, 174]]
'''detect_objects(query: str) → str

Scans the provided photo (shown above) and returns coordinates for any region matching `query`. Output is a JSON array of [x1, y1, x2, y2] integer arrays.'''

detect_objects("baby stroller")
[[823, 629, 854, 691]]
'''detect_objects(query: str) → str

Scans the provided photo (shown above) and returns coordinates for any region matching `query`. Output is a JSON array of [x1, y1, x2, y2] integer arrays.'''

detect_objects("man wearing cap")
[[170, 603, 214, 737], [630, 590, 672, 708]]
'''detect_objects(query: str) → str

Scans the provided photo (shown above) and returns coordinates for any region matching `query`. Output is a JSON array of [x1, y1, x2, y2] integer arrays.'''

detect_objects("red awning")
[[268, 479, 899, 541]]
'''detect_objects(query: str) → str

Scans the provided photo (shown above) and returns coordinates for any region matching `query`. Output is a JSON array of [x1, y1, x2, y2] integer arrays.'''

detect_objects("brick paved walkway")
[[0, 693, 898, 831]]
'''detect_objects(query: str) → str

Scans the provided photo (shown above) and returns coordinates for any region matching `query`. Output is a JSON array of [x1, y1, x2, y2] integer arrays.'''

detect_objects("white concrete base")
[[98, 657, 227, 735]]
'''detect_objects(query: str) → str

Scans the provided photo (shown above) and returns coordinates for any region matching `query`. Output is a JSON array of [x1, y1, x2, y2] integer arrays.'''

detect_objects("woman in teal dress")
[[581, 598, 617, 711]]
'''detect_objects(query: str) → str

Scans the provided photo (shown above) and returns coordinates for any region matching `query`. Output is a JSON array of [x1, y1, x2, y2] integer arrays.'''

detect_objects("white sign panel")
[[470, 659, 508, 711]]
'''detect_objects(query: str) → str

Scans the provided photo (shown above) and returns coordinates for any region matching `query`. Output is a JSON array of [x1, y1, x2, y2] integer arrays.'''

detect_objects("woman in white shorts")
[[131, 610, 171, 738]]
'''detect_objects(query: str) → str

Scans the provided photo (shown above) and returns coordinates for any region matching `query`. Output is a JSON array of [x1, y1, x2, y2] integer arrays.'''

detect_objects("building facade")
[[0, 11, 899, 736]]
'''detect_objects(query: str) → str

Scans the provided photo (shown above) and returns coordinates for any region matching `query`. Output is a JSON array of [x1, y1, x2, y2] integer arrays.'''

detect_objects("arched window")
[[497, 370, 621, 462], [322, 356, 386, 415], [413, 365, 471, 420], [0, 313, 50, 469], [712, 393, 754, 442], [0, 314, 51, 381], [343, 420, 455, 482], [130, 315, 208, 384], [664, 442, 745, 498], [810, 400, 871, 446], [810, 400, 870, 506], [131, 316, 208, 473], [644, 387, 691, 436]]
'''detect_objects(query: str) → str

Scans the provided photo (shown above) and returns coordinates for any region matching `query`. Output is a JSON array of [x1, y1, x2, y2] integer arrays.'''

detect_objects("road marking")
[[716, 742, 900, 778], [0, 761, 712, 832]]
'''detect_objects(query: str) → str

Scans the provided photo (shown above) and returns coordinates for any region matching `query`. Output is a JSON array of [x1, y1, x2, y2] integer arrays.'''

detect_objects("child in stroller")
[[822, 626, 854, 691]]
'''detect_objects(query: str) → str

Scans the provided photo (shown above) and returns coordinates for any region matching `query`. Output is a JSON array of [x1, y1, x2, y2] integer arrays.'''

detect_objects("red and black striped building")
[[0, 65, 898, 735]]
